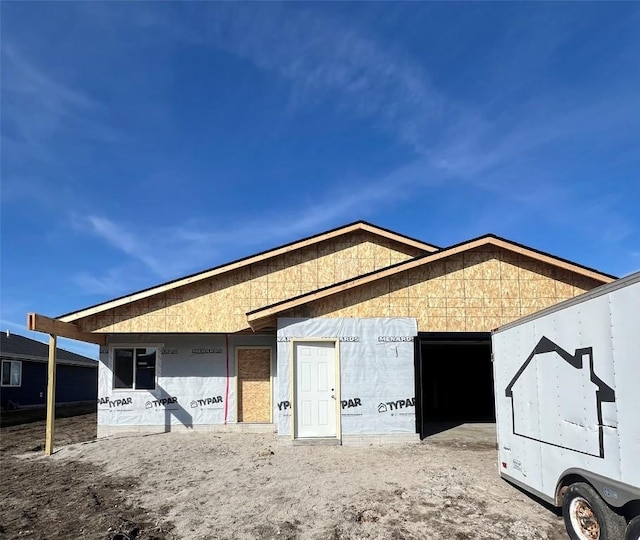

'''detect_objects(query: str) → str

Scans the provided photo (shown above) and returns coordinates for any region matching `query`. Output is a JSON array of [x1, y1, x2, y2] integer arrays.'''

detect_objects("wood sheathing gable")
[[73, 229, 429, 334], [247, 237, 614, 332], [61, 222, 436, 325]]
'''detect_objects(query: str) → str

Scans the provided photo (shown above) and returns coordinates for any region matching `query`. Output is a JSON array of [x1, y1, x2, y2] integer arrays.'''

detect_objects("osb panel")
[[428, 317, 449, 332], [502, 307, 523, 320], [427, 296, 447, 308], [237, 348, 271, 423], [445, 296, 467, 309], [388, 300, 410, 317], [501, 280, 521, 299], [75, 237, 606, 334], [465, 254, 500, 280], [464, 297, 483, 308], [500, 261, 521, 280], [445, 280, 465, 298], [77, 229, 423, 333], [465, 280, 501, 299], [555, 280, 574, 297], [276, 247, 605, 333], [447, 316, 467, 332]]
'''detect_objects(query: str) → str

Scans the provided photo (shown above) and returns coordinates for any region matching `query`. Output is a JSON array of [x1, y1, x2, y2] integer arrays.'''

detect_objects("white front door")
[[294, 341, 337, 438]]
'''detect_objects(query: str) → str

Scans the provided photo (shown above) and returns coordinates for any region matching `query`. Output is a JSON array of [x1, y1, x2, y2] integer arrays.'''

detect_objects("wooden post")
[[45, 334, 57, 456]]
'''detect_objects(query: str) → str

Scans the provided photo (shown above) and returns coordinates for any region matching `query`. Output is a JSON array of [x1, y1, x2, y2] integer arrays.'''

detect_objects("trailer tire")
[[625, 516, 640, 540], [562, 482, 626, 540]]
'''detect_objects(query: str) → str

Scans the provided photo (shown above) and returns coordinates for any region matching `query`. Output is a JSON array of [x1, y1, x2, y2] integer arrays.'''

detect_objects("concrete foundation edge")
[[97, 423, 277, 438], [341, 433, 420, 446], [277, 433, 421, 446]]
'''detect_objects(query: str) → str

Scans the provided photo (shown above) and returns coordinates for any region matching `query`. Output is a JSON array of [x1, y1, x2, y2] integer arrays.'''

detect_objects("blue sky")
[[2, 2, 639, 359]]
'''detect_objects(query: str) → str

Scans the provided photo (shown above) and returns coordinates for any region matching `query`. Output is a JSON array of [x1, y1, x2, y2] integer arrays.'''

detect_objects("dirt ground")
[[0, 403, 97, 428], [0, 408, 173, 540], [0, 413, 567, 540]]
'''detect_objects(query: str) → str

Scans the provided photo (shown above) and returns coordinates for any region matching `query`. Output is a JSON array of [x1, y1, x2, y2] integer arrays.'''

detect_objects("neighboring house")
[[505, 336, 616, 458], [28, 221, 615, 443], [0, 332, 97, 409]]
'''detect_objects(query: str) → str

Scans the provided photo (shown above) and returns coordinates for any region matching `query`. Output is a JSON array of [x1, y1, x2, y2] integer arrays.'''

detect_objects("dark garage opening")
[[415, 333, 495, 438]]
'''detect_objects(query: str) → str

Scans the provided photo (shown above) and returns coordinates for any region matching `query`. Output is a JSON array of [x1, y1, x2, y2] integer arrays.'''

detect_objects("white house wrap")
[[96, 321, 417, 442], [97, 334, 275, 437], [277, 318, 418, 442]]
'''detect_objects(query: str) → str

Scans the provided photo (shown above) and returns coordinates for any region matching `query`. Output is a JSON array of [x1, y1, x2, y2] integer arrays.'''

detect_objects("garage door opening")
[[416, 333, 494, 438]]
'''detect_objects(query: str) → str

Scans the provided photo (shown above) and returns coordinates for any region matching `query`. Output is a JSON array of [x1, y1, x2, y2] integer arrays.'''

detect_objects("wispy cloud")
[[192, 5, 638, 242], [64, 3, 637, 293], [72, 214, 219, 279], [71, 155, 442, 291], [73, 268, 137, 297], [198, 4, 445, 153], [82, 216, 163, 274], [1, 44, 119, 163]]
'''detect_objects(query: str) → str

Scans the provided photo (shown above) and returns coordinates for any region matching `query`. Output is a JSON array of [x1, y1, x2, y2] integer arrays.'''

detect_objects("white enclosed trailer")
[[492, 271, 640, 540]]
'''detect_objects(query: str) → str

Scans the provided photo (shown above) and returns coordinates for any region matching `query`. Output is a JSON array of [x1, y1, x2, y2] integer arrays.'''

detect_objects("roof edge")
[[0, 352, 98, 367], [247, 234, 616, 327], [59, 220, 438, 322]]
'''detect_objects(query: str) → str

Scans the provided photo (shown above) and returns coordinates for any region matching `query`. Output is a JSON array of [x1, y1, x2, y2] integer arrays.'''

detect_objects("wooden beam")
[[45, 334, 57, 456], [27, 313, 106, 345]]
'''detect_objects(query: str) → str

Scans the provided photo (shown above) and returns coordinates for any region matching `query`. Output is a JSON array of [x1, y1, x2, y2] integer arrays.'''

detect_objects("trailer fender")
[[557, 469, 640, 509]]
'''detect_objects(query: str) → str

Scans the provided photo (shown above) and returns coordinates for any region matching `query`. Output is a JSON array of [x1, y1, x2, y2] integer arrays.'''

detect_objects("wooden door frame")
[[235, 346, 273, 423], [289, 338, 341, 441]]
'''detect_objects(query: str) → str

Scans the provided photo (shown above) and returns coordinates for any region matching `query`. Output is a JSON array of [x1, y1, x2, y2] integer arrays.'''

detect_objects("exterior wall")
[[97, 333, 276, 436], [282, 248, 603, 332], [57, 364, 98, 404], [79, 231, 424, 334], [276, 318, 419, 441], [0, 360, 97, 408]]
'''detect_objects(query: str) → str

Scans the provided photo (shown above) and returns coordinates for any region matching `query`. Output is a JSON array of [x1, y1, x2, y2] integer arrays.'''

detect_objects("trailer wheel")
[[562, 482, 626, 540], [625, 516, 640, 540]]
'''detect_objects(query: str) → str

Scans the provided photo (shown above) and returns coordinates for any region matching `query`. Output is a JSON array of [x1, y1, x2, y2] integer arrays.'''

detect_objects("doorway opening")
[[416, 332, 494, 438]]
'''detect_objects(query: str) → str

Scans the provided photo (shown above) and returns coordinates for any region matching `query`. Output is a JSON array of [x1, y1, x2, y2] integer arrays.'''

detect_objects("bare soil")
[[0, 414, 566, 539], [0, 410, 174, 540], [0, 403, 97, 428]]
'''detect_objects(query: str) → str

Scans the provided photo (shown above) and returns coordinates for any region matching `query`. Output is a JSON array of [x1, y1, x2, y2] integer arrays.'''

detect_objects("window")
[[113, 348, 157, 390], [1, 360, 22, 387]]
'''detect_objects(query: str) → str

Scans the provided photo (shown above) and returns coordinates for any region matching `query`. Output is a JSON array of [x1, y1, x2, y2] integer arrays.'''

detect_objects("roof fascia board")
[[59, 222, 437, 323], [247, 236, 616, 328]]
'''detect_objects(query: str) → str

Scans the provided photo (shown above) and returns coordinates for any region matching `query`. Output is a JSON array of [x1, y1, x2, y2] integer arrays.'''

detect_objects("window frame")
[[110, 345, 161, 391], [1, 359, 22, 387]]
